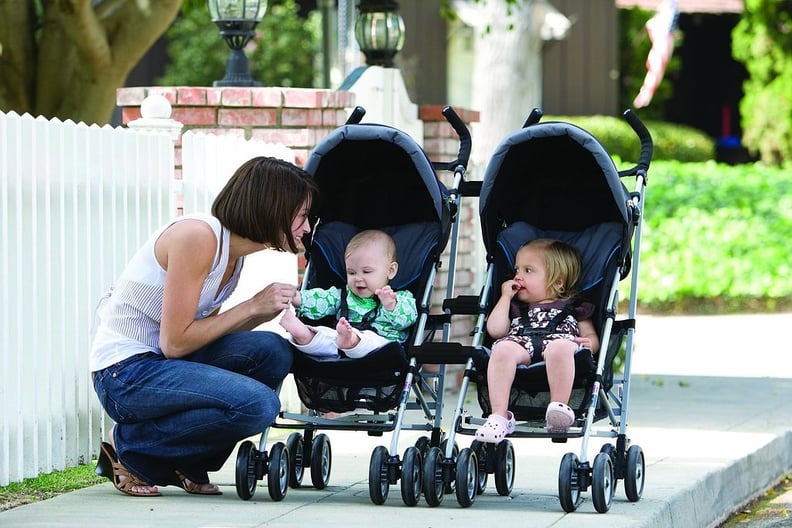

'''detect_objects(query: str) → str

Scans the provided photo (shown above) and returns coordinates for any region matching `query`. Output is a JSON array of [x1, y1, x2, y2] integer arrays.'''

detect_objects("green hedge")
[[546, 115, 716, 163], [627, 160, 792, 313]]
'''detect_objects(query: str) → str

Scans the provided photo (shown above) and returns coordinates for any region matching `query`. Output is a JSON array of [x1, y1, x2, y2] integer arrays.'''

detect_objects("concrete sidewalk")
[[2, 313, 792, 528]]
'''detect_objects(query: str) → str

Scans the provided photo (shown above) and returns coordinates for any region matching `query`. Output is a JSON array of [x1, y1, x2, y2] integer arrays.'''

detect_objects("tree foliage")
[[158, 0, 319, 88], [732, 0, 792, 166], [0, 0, 182, 125]]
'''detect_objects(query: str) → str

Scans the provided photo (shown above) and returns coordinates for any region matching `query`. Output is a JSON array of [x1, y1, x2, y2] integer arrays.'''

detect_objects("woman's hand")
[[251, 282, 298, 318]]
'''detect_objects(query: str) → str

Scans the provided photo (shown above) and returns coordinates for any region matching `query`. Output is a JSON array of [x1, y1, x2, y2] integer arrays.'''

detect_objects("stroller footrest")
[[411, 342, 480, 364], [441, 295, 482, 315]]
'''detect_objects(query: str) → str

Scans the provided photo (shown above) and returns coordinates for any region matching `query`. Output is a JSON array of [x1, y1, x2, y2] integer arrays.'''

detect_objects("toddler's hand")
[[502, 279, 523, 298], [575, 337, 592, 348]]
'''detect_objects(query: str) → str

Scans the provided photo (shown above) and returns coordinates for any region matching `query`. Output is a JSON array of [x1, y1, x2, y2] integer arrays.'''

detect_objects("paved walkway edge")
[[645, 430, 792, 528]]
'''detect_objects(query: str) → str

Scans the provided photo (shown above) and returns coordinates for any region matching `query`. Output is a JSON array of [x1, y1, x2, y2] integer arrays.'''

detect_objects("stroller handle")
[[441, 105, 472, 170], [345, 106, 366, 125], [523, 108, 544, 128], [622, 109, 653, 174]]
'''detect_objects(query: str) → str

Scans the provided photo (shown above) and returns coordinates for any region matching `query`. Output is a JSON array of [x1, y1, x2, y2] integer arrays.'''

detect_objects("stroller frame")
[[232, 106, 476, 506], [421, 108, 653, 511]]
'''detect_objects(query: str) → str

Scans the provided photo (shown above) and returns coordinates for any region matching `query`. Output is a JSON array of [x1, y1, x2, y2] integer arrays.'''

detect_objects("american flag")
[[633, 0, 679, 108]]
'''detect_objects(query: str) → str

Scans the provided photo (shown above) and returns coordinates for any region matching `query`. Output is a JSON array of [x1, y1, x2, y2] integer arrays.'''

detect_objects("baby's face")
[[345, 244, 395, 298]]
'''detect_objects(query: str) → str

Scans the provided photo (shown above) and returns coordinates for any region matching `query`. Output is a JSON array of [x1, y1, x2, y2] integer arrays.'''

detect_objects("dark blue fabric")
[[307, 220, 440, 294]]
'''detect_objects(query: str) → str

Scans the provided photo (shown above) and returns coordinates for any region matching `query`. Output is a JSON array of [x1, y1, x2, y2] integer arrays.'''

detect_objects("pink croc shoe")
[[475, 411, 516, 444], [545, 401, 575, 433]]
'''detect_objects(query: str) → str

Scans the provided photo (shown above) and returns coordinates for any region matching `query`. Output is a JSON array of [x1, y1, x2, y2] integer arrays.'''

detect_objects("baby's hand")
[[375, 286, 397, 311]]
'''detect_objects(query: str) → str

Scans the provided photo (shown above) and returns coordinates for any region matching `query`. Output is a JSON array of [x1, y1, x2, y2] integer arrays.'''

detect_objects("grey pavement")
[[2, 312, 792, 528]]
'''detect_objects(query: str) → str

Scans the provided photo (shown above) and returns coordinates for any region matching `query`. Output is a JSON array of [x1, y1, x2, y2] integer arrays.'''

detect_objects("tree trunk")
[[462, 0, 549, 169], [0, 0, 182, 125]]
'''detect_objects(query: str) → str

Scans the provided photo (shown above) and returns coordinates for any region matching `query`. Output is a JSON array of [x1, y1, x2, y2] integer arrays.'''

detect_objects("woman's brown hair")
[[212, 156, 319, 253]]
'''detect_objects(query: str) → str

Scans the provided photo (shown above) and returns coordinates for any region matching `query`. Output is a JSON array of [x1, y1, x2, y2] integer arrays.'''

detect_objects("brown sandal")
[[97, 442, 161, 497], [175, 470, 222, 495]]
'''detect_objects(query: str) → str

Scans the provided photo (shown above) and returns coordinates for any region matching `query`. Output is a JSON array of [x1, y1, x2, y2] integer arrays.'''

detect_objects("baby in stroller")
[[475, 238, 600, 443], [279, 229, 418, 359]]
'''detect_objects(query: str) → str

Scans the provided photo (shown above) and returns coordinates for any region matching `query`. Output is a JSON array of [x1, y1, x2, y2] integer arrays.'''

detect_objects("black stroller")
[[232, 106, 475, 506], [426, 109, 652, 512]]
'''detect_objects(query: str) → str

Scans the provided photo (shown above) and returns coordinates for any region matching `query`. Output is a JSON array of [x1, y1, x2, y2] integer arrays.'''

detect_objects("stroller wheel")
[[470, 440, 489, 495], [400, 446, 423, 507], [599, 443, 615, 462], [440, 439, 459, 494], [266, 442, 289, 502], [285, 432, 305, 488], [558, 452, 582, 513], [414, 435, 430, 457], [422, 446, 445, 507], [591, 452, 615, 513], [369, 445, 390, 505], [235, 440, 259, 500], [624, 445, 645, 502], [310, 433, 332, 489], [455, 447, 478, 508], [494, 440, 515, 496]]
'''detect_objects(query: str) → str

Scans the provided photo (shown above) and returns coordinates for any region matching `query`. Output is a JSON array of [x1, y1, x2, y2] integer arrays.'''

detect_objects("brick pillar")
[[420, 105, 481, 345], [116, 86, 356, 167]]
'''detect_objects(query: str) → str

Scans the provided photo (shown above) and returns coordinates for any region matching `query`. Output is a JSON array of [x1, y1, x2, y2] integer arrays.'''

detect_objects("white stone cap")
[[126, 94, 184, 141]]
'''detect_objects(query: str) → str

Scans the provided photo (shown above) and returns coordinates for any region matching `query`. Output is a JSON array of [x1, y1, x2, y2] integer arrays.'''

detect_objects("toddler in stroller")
[[475, 238, 600, 443], [280, 229, 417, 359], [423, 108, 652, 512]]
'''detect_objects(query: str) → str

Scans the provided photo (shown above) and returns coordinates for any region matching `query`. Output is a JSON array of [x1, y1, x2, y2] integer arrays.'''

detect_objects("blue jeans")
[[92, 331, 293, 486]]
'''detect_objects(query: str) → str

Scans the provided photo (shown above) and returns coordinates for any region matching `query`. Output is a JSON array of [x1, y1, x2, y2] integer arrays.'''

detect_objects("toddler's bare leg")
[[336, 317, 361, 350], [487, 340, 532, 418], [544, 339, 577, 404]]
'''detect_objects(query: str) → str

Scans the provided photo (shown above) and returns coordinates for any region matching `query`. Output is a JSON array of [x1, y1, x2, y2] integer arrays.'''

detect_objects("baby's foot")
[[336, 317, 360, 349], [280, 309, 314, 345]]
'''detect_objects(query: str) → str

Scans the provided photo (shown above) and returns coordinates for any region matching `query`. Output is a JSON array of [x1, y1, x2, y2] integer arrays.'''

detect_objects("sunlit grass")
[[0, 463, 103, 512]]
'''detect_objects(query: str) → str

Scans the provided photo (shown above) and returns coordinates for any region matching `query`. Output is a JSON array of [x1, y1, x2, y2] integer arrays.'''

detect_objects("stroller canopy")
[[479, 122, 631, 255], [304, 124, 447, 229]]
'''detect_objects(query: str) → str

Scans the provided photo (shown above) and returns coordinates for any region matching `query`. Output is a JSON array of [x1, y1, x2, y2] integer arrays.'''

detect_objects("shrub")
[[732, 0, 792, 167], [546, 114, 715, 163], [628, 159, 792, 313]]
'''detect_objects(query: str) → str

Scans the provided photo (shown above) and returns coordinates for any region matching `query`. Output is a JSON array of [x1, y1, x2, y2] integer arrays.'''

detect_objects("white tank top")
[[90, 214, 243, 372]]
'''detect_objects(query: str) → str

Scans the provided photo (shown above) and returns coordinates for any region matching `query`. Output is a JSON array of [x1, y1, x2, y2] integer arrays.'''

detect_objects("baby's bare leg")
[[336, 317, 361, 349], [279, 309, 316, 345]]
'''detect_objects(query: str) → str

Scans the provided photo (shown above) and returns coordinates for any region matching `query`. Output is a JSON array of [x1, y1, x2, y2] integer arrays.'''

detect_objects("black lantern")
[[354, 0, 405, 68], [207, 0, 267, 86]]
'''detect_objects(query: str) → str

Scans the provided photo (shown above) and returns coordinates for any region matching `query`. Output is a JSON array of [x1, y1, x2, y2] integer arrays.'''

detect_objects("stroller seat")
[[290, 220, 441, 413]]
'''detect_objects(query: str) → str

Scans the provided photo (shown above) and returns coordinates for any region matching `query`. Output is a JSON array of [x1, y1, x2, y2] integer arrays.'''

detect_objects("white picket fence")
[[0, 111, 299, 486]]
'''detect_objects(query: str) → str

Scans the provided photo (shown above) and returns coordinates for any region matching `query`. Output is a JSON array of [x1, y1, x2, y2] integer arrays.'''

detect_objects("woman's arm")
[[157, 220, 294, 358]]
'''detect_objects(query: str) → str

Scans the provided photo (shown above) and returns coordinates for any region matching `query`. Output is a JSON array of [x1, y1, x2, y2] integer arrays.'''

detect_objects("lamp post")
[[206, 0, 267, 87], [354, 0, 405, 68]]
